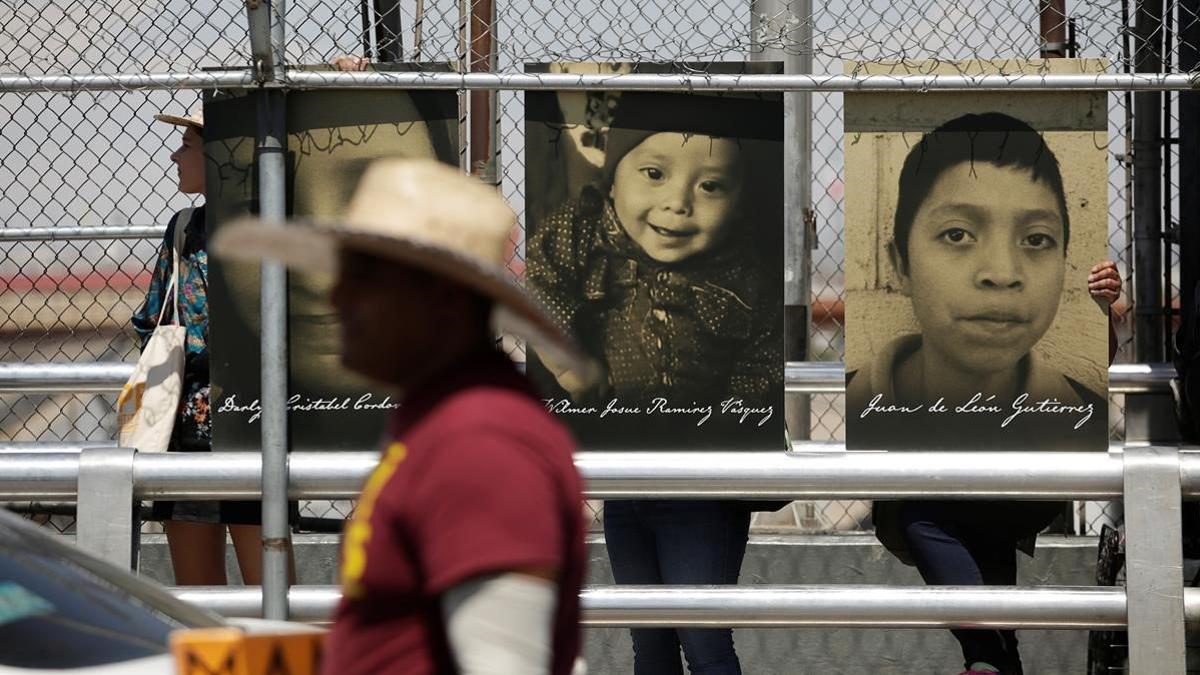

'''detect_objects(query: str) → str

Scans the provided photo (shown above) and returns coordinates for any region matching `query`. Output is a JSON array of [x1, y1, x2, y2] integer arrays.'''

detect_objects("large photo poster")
[[524, 62, 785, 450], [204, 65, 459, 452], [844, 59, 1110, 451]]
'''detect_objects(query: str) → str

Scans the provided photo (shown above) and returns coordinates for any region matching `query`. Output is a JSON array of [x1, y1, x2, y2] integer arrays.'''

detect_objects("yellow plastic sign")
[[170, 626, 324, 675]]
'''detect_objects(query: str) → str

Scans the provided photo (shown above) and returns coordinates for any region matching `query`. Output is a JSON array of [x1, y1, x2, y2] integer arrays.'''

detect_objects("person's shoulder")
[[430, 376, 575, 456], [160, 206, 203, 244]]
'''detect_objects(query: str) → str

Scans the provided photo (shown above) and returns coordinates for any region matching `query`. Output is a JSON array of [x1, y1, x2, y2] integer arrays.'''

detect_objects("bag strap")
[[155, 207, 194, 327]]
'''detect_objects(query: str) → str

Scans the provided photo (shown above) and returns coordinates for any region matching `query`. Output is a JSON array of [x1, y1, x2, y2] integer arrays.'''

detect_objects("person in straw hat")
[[212, 158, 589, 675], [134, 107, 285, 587]]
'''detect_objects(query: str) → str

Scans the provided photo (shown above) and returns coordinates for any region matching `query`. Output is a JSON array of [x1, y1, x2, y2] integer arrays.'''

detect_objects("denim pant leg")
[[649, 500, 751, 675], [900, 501, 1018, 673], [604, 500, 685, 675]]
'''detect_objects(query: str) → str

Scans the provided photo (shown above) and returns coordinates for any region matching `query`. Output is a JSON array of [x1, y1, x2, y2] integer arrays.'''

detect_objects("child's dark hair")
[[892, 112, 1069, 272]]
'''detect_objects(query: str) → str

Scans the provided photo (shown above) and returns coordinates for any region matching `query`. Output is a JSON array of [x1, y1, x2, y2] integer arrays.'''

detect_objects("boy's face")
[[892, 162, 1066, 375], [609, 132, 743, 264]]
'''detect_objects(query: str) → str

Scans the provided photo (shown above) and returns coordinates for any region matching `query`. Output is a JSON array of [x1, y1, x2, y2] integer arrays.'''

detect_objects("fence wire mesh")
[[1, 0, 1197, 536]]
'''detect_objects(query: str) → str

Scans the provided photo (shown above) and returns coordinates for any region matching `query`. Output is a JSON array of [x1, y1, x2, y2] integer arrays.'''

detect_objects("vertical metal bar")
[[412, 0, 426, 60], [360, 0, 376, 60], [373, 0, 403, 62], [1163, 5, 1175, 352], [76, 448, 138, 570], [253, 0, 290, 621], [1123, 0, 1135, 346], [469, 0, 497, 182], [246, 0, 275, 81], [1122, 446, 1185, 673], [1179, 0, 1200, 317], [1039, 0, 1069, 57], [1039, 0, 1076, 532], [457, 0, 469, 172], [1133, 0, 1165, 362], [751, 0, 813, 442]]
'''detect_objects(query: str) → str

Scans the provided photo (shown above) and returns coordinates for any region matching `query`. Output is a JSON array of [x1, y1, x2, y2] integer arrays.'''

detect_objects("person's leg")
[[963, 501, 1060, 675], [899, 501, 1010, 672], [165, 520, 227, 586], [650, 501, 750, 675], [228, 524, 298, 586], [228, 524, 263, 585], [968, 535, 1022, 675], [604, 500, 684, 675]]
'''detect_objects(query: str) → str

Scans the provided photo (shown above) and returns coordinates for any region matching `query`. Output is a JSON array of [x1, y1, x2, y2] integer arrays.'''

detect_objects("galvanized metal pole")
[[4, 72, 1200, 94], [1133, 0, 1165, 362], [1122, 446, 1186, 672], [1178, 0, 1200, 329], [76, 447, 138, 570], [751, 0, 813, 444], [457, 0, 470, 171], [248, 0, 291, 620]]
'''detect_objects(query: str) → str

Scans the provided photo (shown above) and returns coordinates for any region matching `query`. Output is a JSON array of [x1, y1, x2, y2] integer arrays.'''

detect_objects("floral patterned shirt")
[[130, 206, 211, 445]]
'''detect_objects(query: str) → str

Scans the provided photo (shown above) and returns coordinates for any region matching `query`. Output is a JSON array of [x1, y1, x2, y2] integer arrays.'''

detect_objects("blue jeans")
[[603, 500, 751, 675], [899, 500, 1062, 675]]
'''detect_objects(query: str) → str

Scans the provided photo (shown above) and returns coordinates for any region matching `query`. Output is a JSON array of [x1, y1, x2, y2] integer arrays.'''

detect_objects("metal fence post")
[[1133, 0, 1166, 361], [751, 0, 813, 442], [247, 0, 291, 621], [76, 447, 138, 570], [1123, 445, 1185, 673]]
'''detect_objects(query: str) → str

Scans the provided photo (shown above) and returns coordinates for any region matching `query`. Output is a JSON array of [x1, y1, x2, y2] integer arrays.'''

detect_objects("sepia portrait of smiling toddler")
[[846, 111, 1110, 452], [526, 90, 784, 449]]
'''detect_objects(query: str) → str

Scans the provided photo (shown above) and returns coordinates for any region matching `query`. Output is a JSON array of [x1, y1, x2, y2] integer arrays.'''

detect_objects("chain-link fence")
[[2, 0, 1196, 535]]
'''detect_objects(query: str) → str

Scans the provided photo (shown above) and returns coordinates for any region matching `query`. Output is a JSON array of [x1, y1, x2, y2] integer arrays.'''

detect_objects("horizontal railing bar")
[[0, 363, 134, 392], [0, 361, 1172, 394], [0, 226, 164, 242], [1108, 363, 1177, 394], [1, 72, 1198, 94], [0, 441, 116, 453], [172, 584, 1200, 629], [0, 72, 258, 92], [4, 449, 1199, 500], [783, 361, 846, 393]]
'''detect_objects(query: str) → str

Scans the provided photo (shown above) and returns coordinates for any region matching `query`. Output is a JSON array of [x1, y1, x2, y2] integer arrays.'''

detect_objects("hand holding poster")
[[844, 59, 1110, 452], [524, 62, 785, 450]]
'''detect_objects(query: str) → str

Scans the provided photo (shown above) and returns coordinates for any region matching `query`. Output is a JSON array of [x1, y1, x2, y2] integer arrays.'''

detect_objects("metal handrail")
[[0, 363, 134, 392], [170, 584, 1200, 628], [2, 72, 1199, 93], [0, 226, 163, 241], [0, 361, 1174, 394], [0, 448, 1196, 501]]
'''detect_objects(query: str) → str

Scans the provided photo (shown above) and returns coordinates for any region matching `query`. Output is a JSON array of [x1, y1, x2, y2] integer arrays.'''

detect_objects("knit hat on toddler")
[[599, 91, 783, 188]]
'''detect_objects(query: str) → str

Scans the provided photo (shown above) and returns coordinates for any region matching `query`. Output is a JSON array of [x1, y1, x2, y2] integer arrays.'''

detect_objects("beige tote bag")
[[117, 208, 193, 453]]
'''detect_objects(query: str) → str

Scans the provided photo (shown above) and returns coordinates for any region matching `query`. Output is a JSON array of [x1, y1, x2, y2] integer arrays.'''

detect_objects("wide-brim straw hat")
[[210, 157, 591, 378], [153, 108, 204, 130]]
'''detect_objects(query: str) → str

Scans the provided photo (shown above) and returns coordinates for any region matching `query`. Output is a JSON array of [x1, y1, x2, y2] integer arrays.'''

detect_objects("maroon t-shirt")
[[323, 350, 586, 675]]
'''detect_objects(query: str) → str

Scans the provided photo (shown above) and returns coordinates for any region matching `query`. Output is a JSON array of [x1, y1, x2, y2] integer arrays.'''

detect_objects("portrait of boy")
[[845, 107, 1110, 452], [525, 81, 784, 450]]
